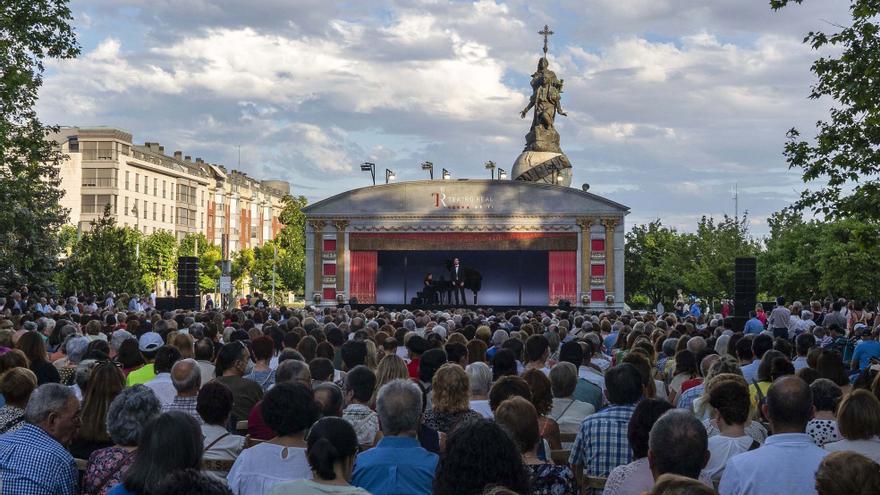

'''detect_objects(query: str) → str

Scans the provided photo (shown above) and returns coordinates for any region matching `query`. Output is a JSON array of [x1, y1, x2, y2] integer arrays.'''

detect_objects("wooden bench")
[[203, 458, 236, 473], [244, 435, 266, 448], [580, 476, 607, 494], [560, 432, 577, 444]]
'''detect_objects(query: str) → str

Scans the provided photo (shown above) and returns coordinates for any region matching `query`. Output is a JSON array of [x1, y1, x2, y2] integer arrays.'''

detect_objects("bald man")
[[718, 376, 827, 495], [162, 358, 203, 424]]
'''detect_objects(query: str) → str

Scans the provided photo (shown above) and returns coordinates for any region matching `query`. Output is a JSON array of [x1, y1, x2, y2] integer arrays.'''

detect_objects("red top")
[[681, 378, 704, 393], [407, 358, 420, 379], [247, 400, 274, 440]]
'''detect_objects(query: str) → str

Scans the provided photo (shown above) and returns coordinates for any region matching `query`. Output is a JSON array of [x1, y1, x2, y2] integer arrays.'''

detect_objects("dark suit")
[[451, 265, 466, 305]]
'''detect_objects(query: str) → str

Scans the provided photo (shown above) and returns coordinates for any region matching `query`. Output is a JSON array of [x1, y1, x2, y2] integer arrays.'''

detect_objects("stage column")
[[602, 217, 620, 296], [334, 219, 348, 295], [576, 217, 595, 301], [309, 220, 325, 300]]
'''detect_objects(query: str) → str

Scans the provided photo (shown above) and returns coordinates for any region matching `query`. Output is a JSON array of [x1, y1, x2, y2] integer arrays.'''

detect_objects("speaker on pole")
[[733, 257, 757, 331]]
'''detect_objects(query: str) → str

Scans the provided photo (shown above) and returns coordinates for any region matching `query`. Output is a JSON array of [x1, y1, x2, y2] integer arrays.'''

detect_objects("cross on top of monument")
[[539, 24, 554, 55]]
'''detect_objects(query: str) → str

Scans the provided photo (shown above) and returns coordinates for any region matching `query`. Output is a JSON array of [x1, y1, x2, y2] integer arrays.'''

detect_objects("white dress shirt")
[[824, 437, 880, 463], [719, 433, 827, 495], [144, 372, 177, 406]]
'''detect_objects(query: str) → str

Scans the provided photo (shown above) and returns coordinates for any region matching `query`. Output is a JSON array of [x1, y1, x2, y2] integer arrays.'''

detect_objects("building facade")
[[51, 127, 289, 253], [302, 180, 628, 309]]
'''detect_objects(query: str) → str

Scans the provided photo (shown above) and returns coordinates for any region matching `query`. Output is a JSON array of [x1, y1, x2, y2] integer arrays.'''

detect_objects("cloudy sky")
[[38, 0, 851, 235]]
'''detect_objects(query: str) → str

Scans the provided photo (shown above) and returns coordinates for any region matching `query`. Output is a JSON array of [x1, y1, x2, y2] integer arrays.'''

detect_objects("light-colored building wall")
[[50, 127, 289, 253]]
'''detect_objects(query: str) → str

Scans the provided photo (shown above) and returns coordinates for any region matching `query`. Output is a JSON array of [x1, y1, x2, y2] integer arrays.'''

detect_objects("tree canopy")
[[0, 0, 79, 290]]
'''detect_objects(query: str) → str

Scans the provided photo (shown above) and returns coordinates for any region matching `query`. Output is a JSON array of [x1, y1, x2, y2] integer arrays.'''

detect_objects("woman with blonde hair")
[[364, 340, 378, 370], [423, 363, 481, 433], [370, 354, 408, 407]]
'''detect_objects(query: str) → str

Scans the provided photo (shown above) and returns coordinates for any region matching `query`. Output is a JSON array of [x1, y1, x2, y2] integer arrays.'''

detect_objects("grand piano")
[[416, 260, 483, 306]]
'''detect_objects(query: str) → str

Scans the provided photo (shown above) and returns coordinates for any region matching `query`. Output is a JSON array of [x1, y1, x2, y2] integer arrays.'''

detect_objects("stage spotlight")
[[581, 183, 590, 192], [485, 160, 496, 179], [421, 161, 434, 180], [498, 168, 507, 180], [385, 169, 396, 184], [360, 162, 376, 185], [442, 168, 451, 180]]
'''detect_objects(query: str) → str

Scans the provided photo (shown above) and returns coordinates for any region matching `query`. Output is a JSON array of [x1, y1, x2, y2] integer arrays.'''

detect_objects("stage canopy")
[[302, 179, 629, 308]]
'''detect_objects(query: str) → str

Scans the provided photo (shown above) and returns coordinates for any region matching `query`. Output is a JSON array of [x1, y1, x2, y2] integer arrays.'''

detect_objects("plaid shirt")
[[0, 423, 78, 495], [161, 396, 204, 424], [568, 403, 636, 477], [676, 383, 705, 411]]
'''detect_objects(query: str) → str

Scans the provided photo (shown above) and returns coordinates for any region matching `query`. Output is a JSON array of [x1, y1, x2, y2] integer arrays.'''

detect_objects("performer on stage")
[[450, 257, 466, 306], [423, 273, 437, 304]]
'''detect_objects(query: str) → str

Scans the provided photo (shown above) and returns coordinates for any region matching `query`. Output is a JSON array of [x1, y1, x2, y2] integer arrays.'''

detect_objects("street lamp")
[[442, 168, 451, 180], [385, 169, 396, 184], [421, 161, 434, 180], [485, 160, 496, 179], [360, 162, 376, 185], [498, 168, 507, 180]]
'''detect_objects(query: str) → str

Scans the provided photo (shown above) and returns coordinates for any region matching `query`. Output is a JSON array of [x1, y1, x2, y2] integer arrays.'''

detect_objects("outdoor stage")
[[302, 179, 629, 309]]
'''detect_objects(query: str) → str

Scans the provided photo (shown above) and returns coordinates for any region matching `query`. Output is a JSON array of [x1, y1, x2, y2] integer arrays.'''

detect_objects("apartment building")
[[51, 127, 289, 254]]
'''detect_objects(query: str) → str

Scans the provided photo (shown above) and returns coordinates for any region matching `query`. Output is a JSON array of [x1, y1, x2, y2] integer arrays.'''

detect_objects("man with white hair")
[[161, 358, 203, 424], [0, 383, 80, 494]]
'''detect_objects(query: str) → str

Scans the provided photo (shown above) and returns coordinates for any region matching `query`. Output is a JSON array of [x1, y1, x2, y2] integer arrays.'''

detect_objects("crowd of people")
[[1, 291, 880, 495]]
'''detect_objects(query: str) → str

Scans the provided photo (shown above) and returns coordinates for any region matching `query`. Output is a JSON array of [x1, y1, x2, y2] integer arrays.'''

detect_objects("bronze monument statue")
[[512, 25, 573, 186]]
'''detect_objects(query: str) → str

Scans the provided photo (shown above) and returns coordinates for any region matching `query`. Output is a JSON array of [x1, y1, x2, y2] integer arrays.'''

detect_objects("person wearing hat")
[[850, 324, 880, 372], [406, 335, 430, 379], [126, 332, 164, 386]]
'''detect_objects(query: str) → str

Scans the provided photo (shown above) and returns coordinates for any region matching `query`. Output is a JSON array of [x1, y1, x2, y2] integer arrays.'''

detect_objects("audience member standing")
[[214, 342, 264, 425]]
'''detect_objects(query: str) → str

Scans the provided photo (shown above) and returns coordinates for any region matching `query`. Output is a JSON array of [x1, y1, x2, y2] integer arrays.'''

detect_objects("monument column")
[[602, 217, 620, 296], [309, 220, 325, 299], [334, 219, 349, 294], [576, 217, 595, 299]]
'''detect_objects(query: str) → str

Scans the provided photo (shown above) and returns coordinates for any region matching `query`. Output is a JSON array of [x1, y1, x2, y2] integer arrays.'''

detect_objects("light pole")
[[498, 168, 507, 180], [442, 168, 451, 180], [360, 162, 376, 185], [485, 160, 496, 179], [385, 169, 396, 184], [421, 161, 434, 180]]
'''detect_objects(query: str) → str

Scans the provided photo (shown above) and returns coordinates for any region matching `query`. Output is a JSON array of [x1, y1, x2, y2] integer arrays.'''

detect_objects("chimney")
[[174, 151, 182, 160], [184, 155, 191, 162], [196, 157, 204, 164], [158, 145, 165, 154]]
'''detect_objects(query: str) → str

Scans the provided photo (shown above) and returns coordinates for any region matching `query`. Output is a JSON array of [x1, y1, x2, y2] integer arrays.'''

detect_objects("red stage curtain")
[[549, 251, 577, 305], [350, 251, 377, 304]]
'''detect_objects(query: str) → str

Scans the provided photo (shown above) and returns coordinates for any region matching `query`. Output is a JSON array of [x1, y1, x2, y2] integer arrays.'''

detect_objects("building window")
[[200, 190, 204, 206], [81, 141, 115, 161], [143, 200, 147, 219], [162, 180, 166, 198], [200, 212, 204, 230], [323, 239, 337, 252], [323, 264, 336, 276], [153, 178, 157, 196], [81, 168, 117, 187], [124, 196, 128, 216], [135, 173, 139, 193], [125, 171, 130, 190], [153, 202, 157, 221], [81, 194, 113, 214], [162, 205, 166, 222]]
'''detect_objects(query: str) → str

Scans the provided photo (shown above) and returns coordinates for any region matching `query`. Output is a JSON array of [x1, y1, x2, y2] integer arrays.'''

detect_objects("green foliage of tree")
[[771, 0, 880, 220], [625, 215, 759, 307], [179, 233, 221, 292], [60, 206, 146, 295], [140, 230, 177, 293], [760, 211, 880, 302], [0, 0, 79, 290], [275, 195, 308, 294], [231, 248, 254, 293], [625, 221, 692, 306]]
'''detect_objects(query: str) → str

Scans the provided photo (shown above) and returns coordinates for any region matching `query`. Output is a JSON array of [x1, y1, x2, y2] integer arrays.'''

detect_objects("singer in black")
[[450, 257, 466, 306]]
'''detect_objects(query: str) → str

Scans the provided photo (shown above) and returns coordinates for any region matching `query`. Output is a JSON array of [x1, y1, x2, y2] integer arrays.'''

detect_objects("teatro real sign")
[[431, 189, 494, 210]]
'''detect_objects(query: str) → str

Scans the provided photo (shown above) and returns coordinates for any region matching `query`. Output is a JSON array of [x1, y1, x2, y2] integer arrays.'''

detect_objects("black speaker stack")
[[733, 257, 757, 332], [176, 256, 200, 310]]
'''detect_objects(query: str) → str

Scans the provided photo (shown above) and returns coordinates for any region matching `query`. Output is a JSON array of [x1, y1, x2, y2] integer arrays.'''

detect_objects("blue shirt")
[[851, 340, 880, 370], [719, 433, 827, 495], [108, 485, 137, 495], [0, 423, 78, 495], [569, 403, 636, 476], [744, 318, 764, 335], [352, 435, 438, 495], [604, 332, 618, 351], [676, 383, 705, 411], [740, 360, 760, 384]]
